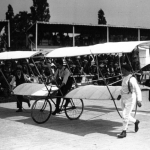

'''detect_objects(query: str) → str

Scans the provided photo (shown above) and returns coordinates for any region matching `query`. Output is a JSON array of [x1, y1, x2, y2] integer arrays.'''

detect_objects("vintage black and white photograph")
[[0, 0, 150, 150]]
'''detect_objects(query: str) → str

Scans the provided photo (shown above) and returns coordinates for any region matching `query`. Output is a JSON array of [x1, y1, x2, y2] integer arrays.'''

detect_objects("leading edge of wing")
[[65, 85, 121, 100]]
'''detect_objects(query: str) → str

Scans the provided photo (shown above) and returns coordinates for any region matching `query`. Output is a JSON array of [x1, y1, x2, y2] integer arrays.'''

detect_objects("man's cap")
[[55, 59, 63, 65], [4, 67, 10, 73], [16, 65, 22, 70], [121, 64, 132, 72], [6, 61, 12, 64]]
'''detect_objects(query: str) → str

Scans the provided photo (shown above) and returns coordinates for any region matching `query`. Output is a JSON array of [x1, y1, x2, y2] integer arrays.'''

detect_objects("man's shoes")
[[137, 101, 142, 107], [28, 101, 31, 108], [135, 120, 140, 132], [117, 95, 121, 100], [63, 99, 70, 108], [63, 102, 69, 108], [52, 110, 57, 115], [52, 109, 60, 115], [117, 130, 126, 138], [16, 109, 23, 112]]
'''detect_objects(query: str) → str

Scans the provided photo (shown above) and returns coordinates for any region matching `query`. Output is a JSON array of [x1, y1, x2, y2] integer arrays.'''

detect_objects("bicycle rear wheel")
[[31, 98, 52, 124], [65, 98, 84, 120]]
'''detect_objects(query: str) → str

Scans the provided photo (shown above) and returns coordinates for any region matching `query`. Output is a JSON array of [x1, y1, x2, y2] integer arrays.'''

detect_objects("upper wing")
[[0, 51, 39, 60], [91, 41, 150, 54]]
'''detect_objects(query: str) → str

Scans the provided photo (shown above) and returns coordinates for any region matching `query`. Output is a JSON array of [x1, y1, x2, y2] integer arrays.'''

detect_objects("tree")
[[6, 4, 14, 20], [98, 9, 107, 25], [5, 5, 31, 49], [13, 11, 30, 33], [5, 4, 14, 36], [12, 11, 32, 49], [30, 0, 50, 23], [4, 4, 15, 50], [4, 0, 51, 50]]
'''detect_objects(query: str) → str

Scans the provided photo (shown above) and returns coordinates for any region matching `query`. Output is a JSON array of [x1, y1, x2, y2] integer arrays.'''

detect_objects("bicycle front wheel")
[[31, 98, 52, 124], [65, 98, 84, 120]]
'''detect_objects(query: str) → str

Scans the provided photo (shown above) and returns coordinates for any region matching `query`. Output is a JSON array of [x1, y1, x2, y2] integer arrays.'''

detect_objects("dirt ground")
[[0, 97, 150, 150]]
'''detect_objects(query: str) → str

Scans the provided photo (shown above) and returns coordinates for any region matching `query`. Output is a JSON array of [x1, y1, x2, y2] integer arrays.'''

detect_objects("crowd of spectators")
[[66, 53, 124, 85], [0, 52, 139, 98]]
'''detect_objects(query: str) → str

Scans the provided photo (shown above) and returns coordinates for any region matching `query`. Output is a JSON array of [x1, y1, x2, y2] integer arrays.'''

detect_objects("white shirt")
[[10, 74, 29, 86], [121, 74, 142, 102], [54, 66, 70, 84]]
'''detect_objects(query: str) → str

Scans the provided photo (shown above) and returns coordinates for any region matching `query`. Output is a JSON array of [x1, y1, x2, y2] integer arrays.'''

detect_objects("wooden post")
[[8, 20, 10, 48], [107, 26, 109, 42], [35, 22, 38, 50], [73, 25, 75, 46], [138, 29, 140, 41]]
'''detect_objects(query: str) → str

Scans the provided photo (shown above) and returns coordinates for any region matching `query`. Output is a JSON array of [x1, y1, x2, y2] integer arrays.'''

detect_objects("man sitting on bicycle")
[[52, 59, 73, 115]]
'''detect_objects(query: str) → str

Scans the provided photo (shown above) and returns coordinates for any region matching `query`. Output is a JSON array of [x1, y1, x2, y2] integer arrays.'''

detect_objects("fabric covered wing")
[[65, 85, 121, 100], [65, 84, 150, 100], [139, 85, 150, 90], [13, 83, 58, 96], [46, 46, 91, 58], [91, 41, 150, 54], [0, 51, 39, 60], [13, 83, 150, 99]]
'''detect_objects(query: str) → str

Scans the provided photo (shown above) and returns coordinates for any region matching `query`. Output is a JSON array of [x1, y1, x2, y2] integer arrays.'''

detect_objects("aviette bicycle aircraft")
[[46, 40, 150, 98], [12, 41, 150, 123]]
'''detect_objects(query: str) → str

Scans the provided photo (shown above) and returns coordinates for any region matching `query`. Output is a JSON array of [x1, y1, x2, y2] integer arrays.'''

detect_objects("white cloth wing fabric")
[[139, 85, 150, 90], [13, 83, 150, 99], [0, 51, 39, 60], [46, 46, 91, 58], [13, 83, 58, 96], [91, 41, 150, 54], [65, 85, 121, 100]]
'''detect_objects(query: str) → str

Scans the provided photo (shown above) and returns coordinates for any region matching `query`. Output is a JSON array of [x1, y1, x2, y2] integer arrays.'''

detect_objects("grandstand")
[[27, 21, 150, 50]]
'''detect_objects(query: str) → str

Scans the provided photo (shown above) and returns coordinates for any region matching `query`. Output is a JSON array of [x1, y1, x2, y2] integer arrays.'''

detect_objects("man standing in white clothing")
[[117, 64, 142, 138]]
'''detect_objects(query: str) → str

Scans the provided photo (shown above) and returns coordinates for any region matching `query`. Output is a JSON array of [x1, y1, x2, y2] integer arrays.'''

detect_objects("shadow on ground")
[[0, 104, 122, 137], [0, 100, 149, 138]]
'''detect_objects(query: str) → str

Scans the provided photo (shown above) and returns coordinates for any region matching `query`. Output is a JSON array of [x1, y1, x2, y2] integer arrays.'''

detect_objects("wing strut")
[[93, 53, 122, 118]]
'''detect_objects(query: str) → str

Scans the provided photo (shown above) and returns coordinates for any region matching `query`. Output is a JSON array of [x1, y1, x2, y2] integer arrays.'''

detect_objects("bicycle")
[[31, 88, 84, 124]]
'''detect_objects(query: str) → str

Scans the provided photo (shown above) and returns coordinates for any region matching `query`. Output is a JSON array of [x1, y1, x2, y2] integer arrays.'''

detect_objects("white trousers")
[[121, 94, 136, 130]]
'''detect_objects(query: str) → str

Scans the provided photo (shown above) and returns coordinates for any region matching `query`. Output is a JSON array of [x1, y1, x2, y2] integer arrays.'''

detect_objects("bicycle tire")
[[65, 98, 84, 120], [31, 98, 52, 124]]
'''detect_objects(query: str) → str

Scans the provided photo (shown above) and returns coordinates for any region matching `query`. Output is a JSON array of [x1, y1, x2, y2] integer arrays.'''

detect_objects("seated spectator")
[[114, 53, 119, 64], [107, 53, 114, 65], [120, 53, 127, 65], [0, 68, 12, 98], [22, 60, 30, 76], [1, 60, 13, 75]]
